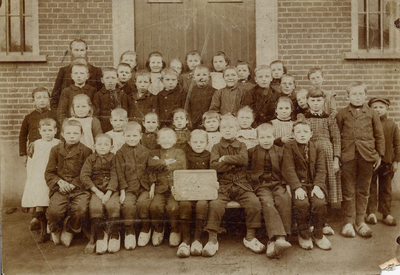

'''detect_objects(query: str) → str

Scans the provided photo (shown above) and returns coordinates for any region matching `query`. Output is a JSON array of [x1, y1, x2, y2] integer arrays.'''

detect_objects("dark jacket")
[[187, 85, 216, 129], [282, 141, 327, 195], [51, 63, 102, 111], [336, 104, 385, 162], [209, 86, 248, 116], [247, 145, 284, 191], [80, 152, 118, 193], [141, 132, 160, 151], [380, 115, 400, 164], [156, 85, 187, 127], [115, 143, 155, 194], [186, 148, 210, 169], [19, 108, 60, 156], [246, 85, 280, 126], [57, 84, 97, 124], [210, 138, 252, 193], [128, 91, 157, 123], [45, 142, 92, 196], [93, 87, 129, 132]]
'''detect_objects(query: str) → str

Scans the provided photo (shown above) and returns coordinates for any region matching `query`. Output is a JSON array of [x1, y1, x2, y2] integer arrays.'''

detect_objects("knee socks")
[[194, 219, 206, 242]]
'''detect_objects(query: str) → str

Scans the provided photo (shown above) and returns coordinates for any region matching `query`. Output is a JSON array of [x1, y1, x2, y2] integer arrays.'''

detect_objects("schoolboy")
[[148, 128, 187, 247], [282, 117, 331, 250], [180, 51, 202, 92], [202, 111, 222, 152], [106, 108, 129, 154], [141, 112, 161, 150], [156, 68, 186, 127], [248, 123, 292, 258], [203, 114, 264, 257], [294, 88, 309, 116], [45, 120, 92, 247], [186, 65, 216, 129], [80, 134, 121, 254], [307, 67, 337, 115], [336, 82, 385, 238], [117, 63, 134, 96], [170, 59, 183, 76], [51, 39, 103, 111], [246, 65, 280, 126], [116, 121, 155, 249], [366, 97, 400, 226], [93, 67, 129, 132], [120, 50, 138, 90], [236, 106, 258, 149], [177, 130, 211, 258], [57, 63, 97, 124], [270, 60, 286, 91], [128, 70, 157, 123]]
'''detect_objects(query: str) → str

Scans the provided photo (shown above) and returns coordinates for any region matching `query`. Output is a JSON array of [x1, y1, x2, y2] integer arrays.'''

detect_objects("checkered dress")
[[305, 112, 342, 204]]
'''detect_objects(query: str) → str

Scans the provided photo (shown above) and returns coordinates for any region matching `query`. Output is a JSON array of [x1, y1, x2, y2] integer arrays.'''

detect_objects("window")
[[346, 0, 400, 59], [0, 0, 46, 62]]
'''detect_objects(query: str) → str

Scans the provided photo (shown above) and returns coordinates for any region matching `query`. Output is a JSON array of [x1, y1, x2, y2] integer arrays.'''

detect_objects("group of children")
[[19, 38, 400, 259]]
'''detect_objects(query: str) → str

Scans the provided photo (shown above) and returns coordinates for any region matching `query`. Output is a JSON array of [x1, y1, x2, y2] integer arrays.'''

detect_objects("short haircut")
[[39, 118, 57, 129], [71, 57, 88, 66], [292, 115, 312, 131], [223, 66, 239, 76], [69, 39, 87, 50], [111, 107, 128, 119], [102, 67, 117, 77], [212, 51, 230, 69], [32, 87, 50, 99], [281, 74, 296, 85], [70, 94, 93, 118], [125, 121, 142, 134], [145, 51, 166, 71], [144, 112, 159, 122], [346, 81, 367, 95], [135, 69, 151, 81], [185, 51, 202, 63], [236, 60, 253, 81], [161, 68, 178, 78], [254, 65, 271, 76], [220, 113, 240, 129], [190, 129, 208, 143], [307, 86, 325, 98], [193, 65, 210, 75], [270, 60, 288, 74], [237, 105, 254, 118], [62, 119, 83, 134], [117, 62, 132, 72], [276, 96, 294, 110], [296, 88, 309, 96], [172, 108, 191, 129], [157, 127, 177, 143], [256, 123, 276, 137], [307, 67, 323, 80], [71, 63, 89, 73], [202, 110, 221, 123], [169, 59, 183, 74], [95, 133, 113, 145], [120, 50, 137, 61]]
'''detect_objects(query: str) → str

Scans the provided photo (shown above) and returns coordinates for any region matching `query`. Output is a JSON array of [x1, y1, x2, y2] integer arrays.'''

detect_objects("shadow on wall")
[[1, 140, 400, 208]]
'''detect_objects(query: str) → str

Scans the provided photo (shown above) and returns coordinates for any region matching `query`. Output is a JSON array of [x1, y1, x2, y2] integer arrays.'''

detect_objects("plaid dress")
[[305, 111, 342, 205]]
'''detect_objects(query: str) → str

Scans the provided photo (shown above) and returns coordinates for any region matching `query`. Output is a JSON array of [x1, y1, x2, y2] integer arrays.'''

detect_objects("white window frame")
[[0, 0, 46, 62], [345, 0, 400, 59]]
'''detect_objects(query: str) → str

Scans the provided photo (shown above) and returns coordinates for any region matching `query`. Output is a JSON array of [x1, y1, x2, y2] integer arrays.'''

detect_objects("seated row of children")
[[20, 80, 399, 260]]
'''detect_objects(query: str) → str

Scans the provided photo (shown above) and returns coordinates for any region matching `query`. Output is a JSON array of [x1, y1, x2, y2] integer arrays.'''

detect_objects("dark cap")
[[368, 97, 390, 107]]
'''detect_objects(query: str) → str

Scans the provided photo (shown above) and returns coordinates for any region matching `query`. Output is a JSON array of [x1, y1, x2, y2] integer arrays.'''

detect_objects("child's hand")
[[373, 157, 382, 171], [95, 190, 105, 200], [57, 180, 70, 193], [281, 136, 295, 144], [165, 159, 177, 165], [152, 156, 160, 160], [295, 188, 307, 200], [286, 185, 292, 198], [311, 186, 324, 199], [102, 191, 112, 205], [392, 161, 398, 173], [333, 157, 340, 173], [68, 184, 76, 192], [149, 184, 155, 199], [218, 156, 226, 163], [22, 155, 28, 167], [119, 189, 126, 204]]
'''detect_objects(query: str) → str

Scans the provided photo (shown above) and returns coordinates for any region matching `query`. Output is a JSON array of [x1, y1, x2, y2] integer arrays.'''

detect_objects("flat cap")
[[368, 97, 390, 107]]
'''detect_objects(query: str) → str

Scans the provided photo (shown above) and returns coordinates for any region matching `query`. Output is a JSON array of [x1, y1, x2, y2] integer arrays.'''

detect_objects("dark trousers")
[[367, 161, 394, 217], [256, 184, 292, 239], [89, 192, 120, 219], [149, 193, 180, 230], [341, 151, 373, 225], [121, 191, 151, 227], [292, 186, 327, 239], [46, 190, 90, 233], [179, 200, 209, 221], [205, 185, 261, 234]]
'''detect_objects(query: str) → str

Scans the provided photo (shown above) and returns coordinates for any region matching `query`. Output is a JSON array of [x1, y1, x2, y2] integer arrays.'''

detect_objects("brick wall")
[[278, 0, 400, 121], [0, 0, 114, 141]]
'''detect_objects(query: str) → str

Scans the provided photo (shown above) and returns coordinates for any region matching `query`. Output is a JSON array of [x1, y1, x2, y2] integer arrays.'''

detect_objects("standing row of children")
[[19, 39, 400, 259]]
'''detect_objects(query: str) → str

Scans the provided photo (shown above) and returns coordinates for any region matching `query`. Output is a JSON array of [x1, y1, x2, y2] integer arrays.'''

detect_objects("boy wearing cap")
[[366, 97, 400, 226]]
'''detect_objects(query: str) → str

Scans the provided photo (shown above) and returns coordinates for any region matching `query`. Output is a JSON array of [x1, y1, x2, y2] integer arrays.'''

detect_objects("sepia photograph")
[[1, 0, 400, 274]]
